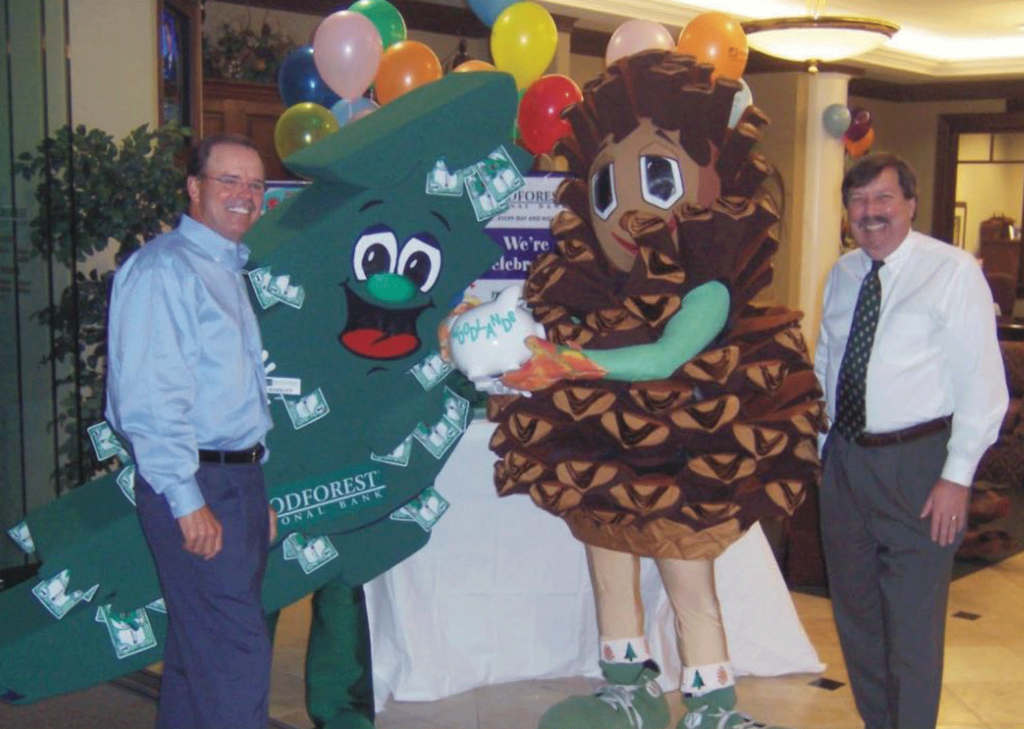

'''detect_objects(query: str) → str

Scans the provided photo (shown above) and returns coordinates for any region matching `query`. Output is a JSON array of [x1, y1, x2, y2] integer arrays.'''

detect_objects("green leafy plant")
[[15, 123, 190, 493]]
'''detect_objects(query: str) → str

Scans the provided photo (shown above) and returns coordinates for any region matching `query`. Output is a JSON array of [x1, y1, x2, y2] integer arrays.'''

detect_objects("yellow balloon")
[[274, 102, 340, 161], [490, 2, 557, 90]]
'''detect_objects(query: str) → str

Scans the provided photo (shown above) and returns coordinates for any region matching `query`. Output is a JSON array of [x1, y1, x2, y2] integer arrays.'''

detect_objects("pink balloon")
[[312, 11, 383, 100], [605, 19, 675, 65]]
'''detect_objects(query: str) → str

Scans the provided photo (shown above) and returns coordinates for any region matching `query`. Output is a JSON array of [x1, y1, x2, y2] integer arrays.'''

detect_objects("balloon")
[[274, 102, 340, 161], [822, 103, 852, 139], [469, 0, 515, 27], [330, 96, 380, 127], [278, 46, 339, 108], [491, 2, 558, 90], [453, 59, 496, 73], [517, 74, 582, 155], [846, 106, 873, 142], [374, 40, 442, 105], [312, 10, 383, 100], [676, 12, 748, 81], [349, 0, 406, 49], [844, 126, 875, 157], [727, 78, 753, 128], [605, 20, 674, 66]]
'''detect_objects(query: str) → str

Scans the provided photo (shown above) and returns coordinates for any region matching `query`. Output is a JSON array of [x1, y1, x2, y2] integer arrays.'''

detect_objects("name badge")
[[267, 377, 302, 396]]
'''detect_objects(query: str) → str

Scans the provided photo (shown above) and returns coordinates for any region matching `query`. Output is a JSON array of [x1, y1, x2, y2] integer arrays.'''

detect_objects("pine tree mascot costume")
[[447, 50, 824, 729], [0, 72, 523, 729]]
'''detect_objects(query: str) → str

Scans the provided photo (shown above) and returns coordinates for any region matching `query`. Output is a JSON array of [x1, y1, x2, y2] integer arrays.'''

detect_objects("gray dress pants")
[[820, 427, 963, 729]]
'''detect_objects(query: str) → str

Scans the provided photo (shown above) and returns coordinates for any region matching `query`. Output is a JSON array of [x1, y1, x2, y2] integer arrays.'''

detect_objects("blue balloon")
[[330, 96, 381, 128], [468, 0, 515, 27], [278, 46, 340, 108], [822, 103, 852, 140]]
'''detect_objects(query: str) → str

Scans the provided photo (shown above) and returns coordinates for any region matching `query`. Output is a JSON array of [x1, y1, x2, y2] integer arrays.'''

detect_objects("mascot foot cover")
[[679, 687, 788, 729], [538, 660, 669, 729]]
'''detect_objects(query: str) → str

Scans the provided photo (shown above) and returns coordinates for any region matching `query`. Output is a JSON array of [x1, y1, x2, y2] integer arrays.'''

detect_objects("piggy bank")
[[448, 285, 546, 383]]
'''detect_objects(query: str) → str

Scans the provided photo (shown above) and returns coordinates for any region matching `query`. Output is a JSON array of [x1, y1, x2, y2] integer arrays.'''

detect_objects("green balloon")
[[351, 0, 407, 49]]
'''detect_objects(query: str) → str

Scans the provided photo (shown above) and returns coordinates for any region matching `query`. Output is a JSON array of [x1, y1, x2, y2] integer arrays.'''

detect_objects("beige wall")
[[68, 0, 158, 137], [847, 95, 1005, 239]]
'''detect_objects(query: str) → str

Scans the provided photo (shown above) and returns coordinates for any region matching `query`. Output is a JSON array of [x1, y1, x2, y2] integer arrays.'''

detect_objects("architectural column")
[[551, 14, 575, 78], [747, 70, 851, 348]]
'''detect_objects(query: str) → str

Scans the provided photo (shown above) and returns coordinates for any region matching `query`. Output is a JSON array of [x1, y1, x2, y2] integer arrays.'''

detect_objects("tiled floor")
[[269, 551, 1024, 729]]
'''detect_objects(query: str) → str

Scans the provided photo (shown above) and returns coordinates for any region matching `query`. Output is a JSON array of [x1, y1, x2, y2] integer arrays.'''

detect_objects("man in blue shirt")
[[106, 133, 276, 729]]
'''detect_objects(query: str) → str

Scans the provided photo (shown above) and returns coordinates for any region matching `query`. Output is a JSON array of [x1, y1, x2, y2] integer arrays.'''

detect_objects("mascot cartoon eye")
[[353, 227, 398, 280], [590, 162, 617, 220], [640, 155, 684, 209], [397, 235, 442, 293]]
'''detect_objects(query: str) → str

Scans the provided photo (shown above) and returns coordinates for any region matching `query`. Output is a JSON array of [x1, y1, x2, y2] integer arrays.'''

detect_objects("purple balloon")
[[845, 107, 872, 142]]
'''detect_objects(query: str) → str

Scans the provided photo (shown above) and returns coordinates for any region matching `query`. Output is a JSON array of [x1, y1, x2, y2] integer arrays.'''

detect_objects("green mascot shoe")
[[679, 687, 787, 729], [538, 659, 670, 729]]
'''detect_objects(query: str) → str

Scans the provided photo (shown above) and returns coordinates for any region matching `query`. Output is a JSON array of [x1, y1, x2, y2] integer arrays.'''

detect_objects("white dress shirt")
[[814, 230, 1008, 487]]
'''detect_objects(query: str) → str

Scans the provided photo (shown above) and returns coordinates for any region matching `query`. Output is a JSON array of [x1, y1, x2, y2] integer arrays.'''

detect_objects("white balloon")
[[728, 78, 753, 128], [605, 19, 675, 66]]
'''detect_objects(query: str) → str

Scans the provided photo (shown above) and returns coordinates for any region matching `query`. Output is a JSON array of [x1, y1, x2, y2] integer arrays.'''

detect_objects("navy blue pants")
[[136, 463, 271, 729]]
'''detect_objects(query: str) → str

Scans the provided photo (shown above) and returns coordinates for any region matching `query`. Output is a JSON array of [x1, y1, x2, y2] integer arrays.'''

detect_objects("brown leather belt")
[[853, 416, 952, 448], [198, 443, 265, 464]]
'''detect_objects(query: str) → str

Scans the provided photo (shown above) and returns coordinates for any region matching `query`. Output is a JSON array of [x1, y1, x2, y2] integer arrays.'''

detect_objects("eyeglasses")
[[201, 174, 267, 194]]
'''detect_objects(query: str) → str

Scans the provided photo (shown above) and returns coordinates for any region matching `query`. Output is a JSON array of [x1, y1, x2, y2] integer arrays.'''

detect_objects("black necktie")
[[834, 259, 884, 439]]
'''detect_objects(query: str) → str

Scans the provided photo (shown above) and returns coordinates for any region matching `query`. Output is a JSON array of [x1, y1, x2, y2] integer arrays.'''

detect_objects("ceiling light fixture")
[[741, 0, 899, 72]]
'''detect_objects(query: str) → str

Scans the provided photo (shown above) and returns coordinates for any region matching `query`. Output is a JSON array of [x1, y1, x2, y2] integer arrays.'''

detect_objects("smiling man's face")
[[187, 142, 265, 243], [587, 118, 720, 272], [845, 166, 916, 261]]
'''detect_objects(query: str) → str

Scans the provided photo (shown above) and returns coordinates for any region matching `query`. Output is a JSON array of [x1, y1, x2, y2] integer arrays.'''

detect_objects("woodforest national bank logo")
[[270, 467, 386, 527]]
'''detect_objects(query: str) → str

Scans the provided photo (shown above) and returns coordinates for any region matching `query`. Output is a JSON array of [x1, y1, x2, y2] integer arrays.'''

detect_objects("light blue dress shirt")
[[106, 215, 272, 518]]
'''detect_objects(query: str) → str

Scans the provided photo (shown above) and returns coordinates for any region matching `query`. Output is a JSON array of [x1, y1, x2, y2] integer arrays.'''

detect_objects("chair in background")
[[985, 270, 1017, 317]]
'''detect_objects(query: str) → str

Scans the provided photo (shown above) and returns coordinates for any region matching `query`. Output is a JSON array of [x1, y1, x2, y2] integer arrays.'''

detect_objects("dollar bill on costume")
[[464, 168, 509, 222], [267, 273, 306, 310], [442, 387, 471, 432], [95, 606, 158, 659], [371, 436, 413, 468], [425, 158, 463, 197], [247, 266, 280, 310], [117, 465, 136, 506], [409, 351, 454, 391], [474, 145, 524, 204], [282, 533, 339, 575], [7, 521, 35, 555], [402, 486, 450, 532], [412, 417, 461, 459], [87, 421, 127, 462], [282, 388, 330, 430], [31, 570, 98, 620]]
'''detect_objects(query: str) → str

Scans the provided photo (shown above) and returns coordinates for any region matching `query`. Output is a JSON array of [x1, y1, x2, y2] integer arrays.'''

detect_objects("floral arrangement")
[[203, 20, 297, 84]]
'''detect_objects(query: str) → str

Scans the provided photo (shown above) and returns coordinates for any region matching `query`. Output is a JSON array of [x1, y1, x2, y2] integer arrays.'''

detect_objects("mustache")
[[856, 216, 888, 228]]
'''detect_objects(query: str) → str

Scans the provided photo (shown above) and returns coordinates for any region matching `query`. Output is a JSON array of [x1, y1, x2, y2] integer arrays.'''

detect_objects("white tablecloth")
[[365, 421, 824, 707]]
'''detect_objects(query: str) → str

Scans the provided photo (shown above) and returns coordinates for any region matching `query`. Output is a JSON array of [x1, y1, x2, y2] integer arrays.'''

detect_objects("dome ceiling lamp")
[[741, 0, 899, 72]]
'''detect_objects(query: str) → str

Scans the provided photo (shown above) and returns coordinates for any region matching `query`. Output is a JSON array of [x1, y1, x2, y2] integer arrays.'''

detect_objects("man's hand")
[[268, 505, 278, 543], [178, 505, 223, 559], [920, 478, 970, 547]]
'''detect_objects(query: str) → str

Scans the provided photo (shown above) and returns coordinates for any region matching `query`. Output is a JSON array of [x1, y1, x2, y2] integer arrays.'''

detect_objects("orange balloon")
[[453, 59, 495, 73], [374, 40, 442, 104], [676, 12, 748, 81], [845, 127, 876, 157]]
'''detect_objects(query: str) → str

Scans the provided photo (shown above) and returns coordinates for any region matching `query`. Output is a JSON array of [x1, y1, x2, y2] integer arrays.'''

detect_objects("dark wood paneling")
[[203, 80, 292, 180]]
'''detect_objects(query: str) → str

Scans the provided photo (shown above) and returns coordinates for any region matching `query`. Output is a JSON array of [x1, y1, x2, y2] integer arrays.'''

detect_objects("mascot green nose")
[[367, 272, 417, 304]]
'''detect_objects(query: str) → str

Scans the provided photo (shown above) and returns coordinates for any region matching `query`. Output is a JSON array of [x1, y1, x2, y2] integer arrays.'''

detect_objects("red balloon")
[[845, 107, 872, 142], [517, 74, 582, 156]]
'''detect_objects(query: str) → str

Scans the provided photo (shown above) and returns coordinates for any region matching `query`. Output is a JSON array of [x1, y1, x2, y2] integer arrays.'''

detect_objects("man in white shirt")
[[814, 153, 1008, 729]]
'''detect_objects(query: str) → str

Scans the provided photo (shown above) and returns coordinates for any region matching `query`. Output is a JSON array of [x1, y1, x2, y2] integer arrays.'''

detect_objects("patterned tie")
[[833, 259, 884, 439]]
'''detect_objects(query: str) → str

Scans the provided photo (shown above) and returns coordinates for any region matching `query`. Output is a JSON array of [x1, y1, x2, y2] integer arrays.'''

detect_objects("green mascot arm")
[[584, 280, 730, 382]]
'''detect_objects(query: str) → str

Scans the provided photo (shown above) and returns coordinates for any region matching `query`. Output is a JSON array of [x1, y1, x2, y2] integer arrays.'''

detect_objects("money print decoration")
[[87, 422, 128, 463], [282, 533, 339, 575], [389, 485, 450, 532], [282, 387, 330, 430], [32, 570, 99, 620], [7, 521, 35, 555], [425, 158, 464, 197], [116, 465, 137, 506], [95, 606, 158, 660], [408, 351, 454, 391], [248, 266, 306, 310]]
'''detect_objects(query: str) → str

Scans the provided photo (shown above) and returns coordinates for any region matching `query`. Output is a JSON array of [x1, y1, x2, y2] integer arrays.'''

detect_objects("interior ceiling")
[[544, 0, 1024, 81]]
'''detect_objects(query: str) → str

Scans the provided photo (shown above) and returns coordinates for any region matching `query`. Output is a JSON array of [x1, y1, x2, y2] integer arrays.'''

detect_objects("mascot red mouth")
[[339, 285, 428, 360]]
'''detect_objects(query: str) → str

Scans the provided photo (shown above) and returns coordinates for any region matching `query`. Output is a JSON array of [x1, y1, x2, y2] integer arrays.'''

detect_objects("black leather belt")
[[198, 443, 265, 464], [853, 415, 952, 448]]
